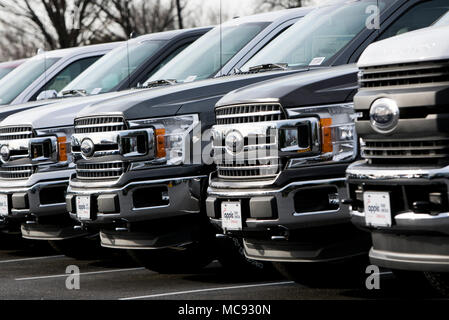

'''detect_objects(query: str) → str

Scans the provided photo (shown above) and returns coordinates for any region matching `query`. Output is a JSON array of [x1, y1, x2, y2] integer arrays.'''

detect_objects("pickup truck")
[[65, 0, 446, 273], [0, 43, 119, 106], [0, 9, 309, 258], [0, 28, 211, 122], [346, 23, 449, 295]]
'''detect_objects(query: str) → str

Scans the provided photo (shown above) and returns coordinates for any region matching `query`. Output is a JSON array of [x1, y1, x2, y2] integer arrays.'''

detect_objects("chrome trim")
[[0, 179, 69, 193], [286, 102, 354, 117], [395, 212, 449, 221], [72, 128, 154, 159], [346, 160, 449, 180], [208, 177, 346, 197], [68, 175, 208, 194]]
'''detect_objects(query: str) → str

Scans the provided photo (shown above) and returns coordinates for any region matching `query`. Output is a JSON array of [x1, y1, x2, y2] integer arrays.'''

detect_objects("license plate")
[[76, 196, 91, 220], [0, 194, 8, 216], [221, 201, 242, 231], [364, 191, 392, 227]]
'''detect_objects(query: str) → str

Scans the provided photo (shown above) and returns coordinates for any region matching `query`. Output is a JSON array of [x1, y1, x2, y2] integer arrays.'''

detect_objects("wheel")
[[217, 237, 272, 275], [48, 235, 107, 260], [424, 272, 449, 297], [127, 242, 215, 274]]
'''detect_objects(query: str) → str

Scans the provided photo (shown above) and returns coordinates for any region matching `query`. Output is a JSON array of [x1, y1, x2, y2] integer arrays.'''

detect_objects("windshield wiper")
[[247, 63, 288, 73], [136, 79, 178, 89], [61, 89, 87, 97]]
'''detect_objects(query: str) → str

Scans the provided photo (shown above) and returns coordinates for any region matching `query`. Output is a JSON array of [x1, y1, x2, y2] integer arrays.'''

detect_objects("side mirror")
[[36, 90, 58, 101]]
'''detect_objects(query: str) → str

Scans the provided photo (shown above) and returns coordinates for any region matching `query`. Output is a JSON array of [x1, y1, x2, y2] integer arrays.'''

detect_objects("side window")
[[378, 0, 449, 41], [144, 42, 193, 81], [33, 56, 100, 99]]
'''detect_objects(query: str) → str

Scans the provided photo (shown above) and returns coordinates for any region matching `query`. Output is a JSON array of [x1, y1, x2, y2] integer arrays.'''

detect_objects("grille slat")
[[0, 165, 33, 179], [359, 60, 449, 89], [362, 138, 449, 162], [74, 116, 126, 134], [76, 162, 127, 180], [0, 126, 33, 140], [215, 104, 284, 125]]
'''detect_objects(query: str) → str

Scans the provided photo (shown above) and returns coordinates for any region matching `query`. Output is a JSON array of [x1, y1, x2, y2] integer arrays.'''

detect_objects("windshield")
[[0, 66, 15, 80], [0, 56, 59, 105], [146, 22, 268, 84], [241, 0, 390, 71], [61, 40, 167, 95], [434, 10, 449, 26]]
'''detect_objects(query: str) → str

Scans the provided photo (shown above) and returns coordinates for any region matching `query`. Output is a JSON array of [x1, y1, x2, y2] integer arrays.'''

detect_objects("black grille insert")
[[360, 60, 449, 89], [216, 104, 284, 125]]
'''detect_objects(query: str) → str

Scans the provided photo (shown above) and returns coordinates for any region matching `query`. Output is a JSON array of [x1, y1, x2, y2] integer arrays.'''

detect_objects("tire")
[[127, 242, 215, 274], [217, 238, 272, 275], [48, 235, 106, 260], [424, 272, 449, 297]]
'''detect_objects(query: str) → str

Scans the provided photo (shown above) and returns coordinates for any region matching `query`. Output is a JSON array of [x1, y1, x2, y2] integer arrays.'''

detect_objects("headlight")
[[128, 114, 199, 166], [33, 126, 73, 164], [285, 103, 357, 166]]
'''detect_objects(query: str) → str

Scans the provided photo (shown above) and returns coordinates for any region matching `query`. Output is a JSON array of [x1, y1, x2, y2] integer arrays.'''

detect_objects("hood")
[[0, 90, 138, 129], [358, 25, 449, 67], [77, 68, 309, 120], [0, 99, 63, 121], [216, 64, 359, 108]]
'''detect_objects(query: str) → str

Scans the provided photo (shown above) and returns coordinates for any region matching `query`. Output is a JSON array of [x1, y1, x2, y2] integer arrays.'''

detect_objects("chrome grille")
[[359, 60, 449, 89], [217, 159, 280, 179], [216, 103, 284, 125], [76, 161, 127, 180], [0, 165, 34, 179], [361, 138, 449, 160], [74, 116, 126, 134], [0, 126, 34, 140]]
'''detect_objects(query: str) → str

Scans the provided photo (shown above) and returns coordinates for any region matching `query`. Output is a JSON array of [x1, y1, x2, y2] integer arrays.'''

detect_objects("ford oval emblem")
[[225, 131, 244, 154], [0, 145, 10, 162], [369, 98, 400, 134], [81, 139, 95, 158]]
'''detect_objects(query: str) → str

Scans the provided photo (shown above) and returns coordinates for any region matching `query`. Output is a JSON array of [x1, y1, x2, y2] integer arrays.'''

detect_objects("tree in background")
[[94, 0, 178, 38], [258, 0, 316, 9], [0, 0, 105, 50]]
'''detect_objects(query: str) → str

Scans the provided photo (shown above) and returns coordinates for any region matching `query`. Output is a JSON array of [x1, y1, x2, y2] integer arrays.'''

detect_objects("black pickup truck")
[[66, 0, 447, 272]]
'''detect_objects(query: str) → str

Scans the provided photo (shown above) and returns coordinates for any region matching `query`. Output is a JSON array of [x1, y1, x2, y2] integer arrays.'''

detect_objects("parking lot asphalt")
[[0, 235, 444, 300]]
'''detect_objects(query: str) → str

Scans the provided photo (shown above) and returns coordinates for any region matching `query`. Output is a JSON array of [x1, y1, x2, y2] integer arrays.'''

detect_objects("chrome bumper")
[[0, 179, 69, 221], [207, 177, 349, 232], [67, 175, 207, 225], [347, 161, 449, 233]]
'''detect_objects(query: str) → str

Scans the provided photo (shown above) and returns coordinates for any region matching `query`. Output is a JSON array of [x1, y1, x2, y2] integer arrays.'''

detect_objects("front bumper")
[[207, 176, 369, 262], [67, 175, 207, 249], [347, 161, 449, 271], [0, 177, 69, 233]]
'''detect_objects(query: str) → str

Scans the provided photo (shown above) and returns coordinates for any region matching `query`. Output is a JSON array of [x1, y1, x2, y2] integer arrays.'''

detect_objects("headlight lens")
[[129, 114, 199, 166], [34, 126, 73, 164], [286, 103, 357, 166]]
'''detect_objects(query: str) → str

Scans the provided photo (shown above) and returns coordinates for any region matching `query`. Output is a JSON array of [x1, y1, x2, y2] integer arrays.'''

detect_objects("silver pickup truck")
[[0, 43, 119, 106], [346, 23, 449, 295]]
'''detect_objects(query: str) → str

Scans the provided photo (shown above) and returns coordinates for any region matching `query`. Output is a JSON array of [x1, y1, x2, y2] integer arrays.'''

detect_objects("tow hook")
[[215, 233, 230, 239]]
